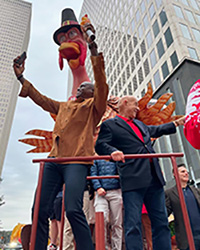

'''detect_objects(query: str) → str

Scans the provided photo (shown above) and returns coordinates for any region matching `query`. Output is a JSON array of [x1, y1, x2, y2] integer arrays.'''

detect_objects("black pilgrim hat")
[[53, 8, 82, 45]]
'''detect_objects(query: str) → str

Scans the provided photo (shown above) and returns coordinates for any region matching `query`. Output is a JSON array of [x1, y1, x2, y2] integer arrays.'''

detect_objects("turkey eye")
[[68, 30, 78, 39], [59, 35, 66, 43]]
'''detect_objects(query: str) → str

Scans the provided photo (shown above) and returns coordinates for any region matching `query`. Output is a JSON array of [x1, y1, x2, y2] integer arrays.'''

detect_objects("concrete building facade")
[[79, 0, 200, 188], [0, 0, 31, 176]]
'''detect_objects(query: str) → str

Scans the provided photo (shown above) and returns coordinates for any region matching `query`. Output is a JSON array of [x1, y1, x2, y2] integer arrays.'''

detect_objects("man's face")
[[178, 166, 189, 184], [76, 83, 94, 99], [124, 97, 140, 119]]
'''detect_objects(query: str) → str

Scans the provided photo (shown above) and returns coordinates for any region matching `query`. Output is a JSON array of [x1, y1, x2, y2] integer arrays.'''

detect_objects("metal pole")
[[170, 156, 195, 250], [59, 185, 65, 250], [95, 212, 105, 250], [32, 153, 184, 163], [30, 161, 45, 250]]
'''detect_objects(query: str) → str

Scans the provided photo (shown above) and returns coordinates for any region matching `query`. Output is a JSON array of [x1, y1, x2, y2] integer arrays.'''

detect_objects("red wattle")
[[59, 52, 64, 70]]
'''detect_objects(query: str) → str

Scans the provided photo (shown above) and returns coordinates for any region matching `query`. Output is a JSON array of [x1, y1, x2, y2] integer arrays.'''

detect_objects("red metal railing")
[[29, 153, 195, 250]]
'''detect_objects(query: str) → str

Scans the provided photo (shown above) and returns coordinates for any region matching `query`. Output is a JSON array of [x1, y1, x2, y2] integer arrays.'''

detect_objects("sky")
[[0, 0, 84, 231]]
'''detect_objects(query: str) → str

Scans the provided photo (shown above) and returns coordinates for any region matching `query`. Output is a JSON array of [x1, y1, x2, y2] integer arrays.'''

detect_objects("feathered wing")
[[18, 114, 54, 153], [19, 83, 182, 152]]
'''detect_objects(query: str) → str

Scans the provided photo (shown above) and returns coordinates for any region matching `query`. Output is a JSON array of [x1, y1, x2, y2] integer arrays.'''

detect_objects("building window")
[[130, 57, 135, 73], [135, 49, 141, 64], [118, 78, 122, 91], [121, 56, 124, 69], [161, 61, 169, 79], [123, 89, 127, 95], [133, 75, 138, 91], [141, 89, 146, 97], [159, 9, 168, 26], [188, 47, 199, 60], [180, 23, 192, 40], [155, 0, 162, 9], [128, 82, 133, 95], [122, 72, 126, 85], [131, 19, 135, 32], [113, 55, 116, 67], [143, 58, 150, 76], [195, 14, 200, 23], [150, 49, 157, 68], [181, 0, 189, 6], [123, 35, 127, 47], [116, 49, 119, 61], [173, 5, 184, 19], [143, 14, 149, 30], [149, 3, 155, 19], [138, 67, 144, 85], [185, 9, 196, 24], [119, 42, 123, 53], [110, 76, 113, 87], [189, 0, 199, 10], [125, 49, 128, 61], [128, 41, 133, 56], [126, 65, 130, 79], [140, 40, 146, 56], [114, 69, 117, 81], [192, 28, 200, 43], [117, 63, 120, 75], [156, 38, 165, 58], [136, 9, 140, 23], [154, 69, 161, 88], [153, 19, 160, 38], [138, 24, 143, 39], [140, 0, 146, 13], [170, 51, 179, 68], [146, 30, 153, 48], [133, 35, 138, 47], [164, 27, 174, 47]]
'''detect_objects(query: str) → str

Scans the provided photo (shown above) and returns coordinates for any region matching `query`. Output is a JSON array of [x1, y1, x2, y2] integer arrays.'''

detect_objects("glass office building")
[[77, 0, 200, 187], [0, 0, 31, 175]]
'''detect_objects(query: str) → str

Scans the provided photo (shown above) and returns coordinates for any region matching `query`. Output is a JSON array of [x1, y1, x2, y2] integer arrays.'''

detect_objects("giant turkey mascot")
[[184, 79, 200, 149]]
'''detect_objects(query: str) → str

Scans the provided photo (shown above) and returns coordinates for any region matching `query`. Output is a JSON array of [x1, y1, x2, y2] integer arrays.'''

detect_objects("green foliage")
[[169, 221, 175, 237]]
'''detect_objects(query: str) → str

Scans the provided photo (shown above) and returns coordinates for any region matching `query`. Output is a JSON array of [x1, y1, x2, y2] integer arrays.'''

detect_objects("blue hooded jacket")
[[90, 159, 120, 191]]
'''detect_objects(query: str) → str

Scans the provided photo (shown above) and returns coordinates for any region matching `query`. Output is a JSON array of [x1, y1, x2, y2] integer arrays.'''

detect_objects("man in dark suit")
[[165, 163, 200, 250], [95, 96, 185, 250]]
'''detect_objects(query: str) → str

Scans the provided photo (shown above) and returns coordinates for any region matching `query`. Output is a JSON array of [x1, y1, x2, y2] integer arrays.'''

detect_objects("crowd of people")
[[13, 7, 200, 250]]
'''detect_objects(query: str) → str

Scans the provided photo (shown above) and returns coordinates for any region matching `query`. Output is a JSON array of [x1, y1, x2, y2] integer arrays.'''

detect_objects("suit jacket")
[[165, 185, 200, 249], [19, 54, 108, 164], [95, 116, 176, 191]]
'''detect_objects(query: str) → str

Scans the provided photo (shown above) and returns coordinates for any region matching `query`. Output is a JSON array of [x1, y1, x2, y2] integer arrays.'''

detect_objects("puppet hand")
[[81, 23, 95, 43], [13, 56, 25, 78]]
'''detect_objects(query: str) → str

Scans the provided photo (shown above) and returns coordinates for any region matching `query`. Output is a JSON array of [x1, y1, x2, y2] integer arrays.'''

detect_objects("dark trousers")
[[32, 162, 94, 250], [123, 184, 171, 250]]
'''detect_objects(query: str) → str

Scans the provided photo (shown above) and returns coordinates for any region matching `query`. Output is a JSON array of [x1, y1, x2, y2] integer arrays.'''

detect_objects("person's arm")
[[81, 23, 108, 122], [147, 121, 177, 138], [145, 116, 185, 139], [13, 57, 60, 114]]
